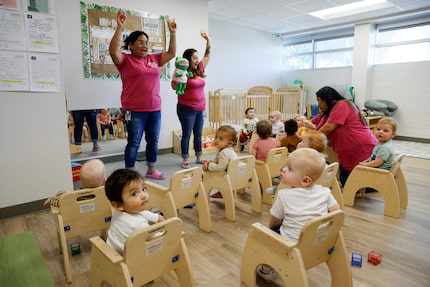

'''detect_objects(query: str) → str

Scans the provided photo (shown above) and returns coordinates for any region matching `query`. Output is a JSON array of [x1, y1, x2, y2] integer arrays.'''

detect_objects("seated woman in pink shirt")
[[307, 86, 377, 186]]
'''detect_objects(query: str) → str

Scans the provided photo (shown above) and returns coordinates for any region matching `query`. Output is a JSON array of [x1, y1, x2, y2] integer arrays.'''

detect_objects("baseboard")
[[0, 200, 49, 220], [394, 136, 430, 144], [72, 148, 174, 164]]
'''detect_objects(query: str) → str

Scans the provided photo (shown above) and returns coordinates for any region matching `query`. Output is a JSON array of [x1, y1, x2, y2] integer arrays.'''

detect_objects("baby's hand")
[[203, 160, 209, 171], [158, 214, 165, 222], [303, 120, 315, 129]]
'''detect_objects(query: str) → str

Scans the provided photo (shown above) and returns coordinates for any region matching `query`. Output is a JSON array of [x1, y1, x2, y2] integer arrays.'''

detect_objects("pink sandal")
[[181, 162, 190, 169], [145, 170, 166, 180]]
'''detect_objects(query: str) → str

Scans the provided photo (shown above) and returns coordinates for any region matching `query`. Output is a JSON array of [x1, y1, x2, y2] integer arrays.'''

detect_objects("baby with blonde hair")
[[359, 117, 397, 170], [269, 110, 284, 137], [297, 130, 327, 154], [294, 114, 308, 137], [258, 148, 339, 282], [43, 159, 106, 206]]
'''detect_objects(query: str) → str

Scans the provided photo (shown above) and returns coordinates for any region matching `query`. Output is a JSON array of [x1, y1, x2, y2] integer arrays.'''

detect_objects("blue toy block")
[[351, 252, 362, 267]]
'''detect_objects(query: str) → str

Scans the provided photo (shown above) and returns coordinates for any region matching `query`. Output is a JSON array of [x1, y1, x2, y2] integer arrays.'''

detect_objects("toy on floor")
[[70, 242, 81, 255], [351, 252, 363, 267], [368, 251, 382, 265]]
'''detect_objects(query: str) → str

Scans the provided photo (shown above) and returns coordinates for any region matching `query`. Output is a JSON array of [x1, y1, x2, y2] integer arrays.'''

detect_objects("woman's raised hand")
[[117, 11, 126, 28], [167, 18, 177, 33], [200, 29, 210, 41]]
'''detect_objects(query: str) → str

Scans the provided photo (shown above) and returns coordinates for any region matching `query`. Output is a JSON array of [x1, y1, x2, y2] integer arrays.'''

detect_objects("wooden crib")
[[273, 86, 303, 121], [208, 86, 304, 129], [208, 88, 247, 130]]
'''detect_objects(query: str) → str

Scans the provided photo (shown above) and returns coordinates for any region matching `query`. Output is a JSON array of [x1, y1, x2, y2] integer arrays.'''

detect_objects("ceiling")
[[208, 0, 430, 36]]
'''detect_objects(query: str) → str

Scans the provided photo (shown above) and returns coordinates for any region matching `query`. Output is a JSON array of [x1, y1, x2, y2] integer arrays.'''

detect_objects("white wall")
[[207, 19, 283, 91], [282, 67, 353, 106], [0, 93, 72, 208], [372, 62, 430, 139]]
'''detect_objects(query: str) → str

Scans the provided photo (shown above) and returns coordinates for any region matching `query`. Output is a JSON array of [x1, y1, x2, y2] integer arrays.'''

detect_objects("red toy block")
[[368, 251, 382, 265], [71, 162, 82, 182]]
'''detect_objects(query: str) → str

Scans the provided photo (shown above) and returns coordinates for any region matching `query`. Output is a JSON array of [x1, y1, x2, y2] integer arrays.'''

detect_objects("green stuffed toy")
[[173, 57, 192, 95]]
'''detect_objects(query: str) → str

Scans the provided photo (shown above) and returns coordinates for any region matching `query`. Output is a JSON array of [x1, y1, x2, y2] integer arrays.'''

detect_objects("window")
[[282, 42, 313, 70], [283, 34, 354, 70], [375, 22, 430, 64]]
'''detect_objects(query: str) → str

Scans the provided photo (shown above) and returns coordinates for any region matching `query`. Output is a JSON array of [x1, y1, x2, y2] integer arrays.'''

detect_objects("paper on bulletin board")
[[0, 51, 30, 91], [0, 9, 27, 51], [24, 11, 59, 53], [28, 52, 61, 92]]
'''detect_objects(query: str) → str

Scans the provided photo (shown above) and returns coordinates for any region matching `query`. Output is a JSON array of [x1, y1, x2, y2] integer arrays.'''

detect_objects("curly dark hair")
[[284, 119, 298, 136]]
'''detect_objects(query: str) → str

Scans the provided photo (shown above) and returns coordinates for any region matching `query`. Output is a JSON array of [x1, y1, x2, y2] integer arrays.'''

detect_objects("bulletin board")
[[80, 1, 172, 79]]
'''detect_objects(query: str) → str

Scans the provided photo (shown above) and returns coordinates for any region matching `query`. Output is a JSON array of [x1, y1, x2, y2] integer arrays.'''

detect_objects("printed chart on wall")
[[80, 1, 172, 80], [0, 1, 61, 92]]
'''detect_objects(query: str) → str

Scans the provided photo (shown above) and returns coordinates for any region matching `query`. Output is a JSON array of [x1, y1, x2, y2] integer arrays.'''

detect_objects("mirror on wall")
[[69, 108, 129, 160]]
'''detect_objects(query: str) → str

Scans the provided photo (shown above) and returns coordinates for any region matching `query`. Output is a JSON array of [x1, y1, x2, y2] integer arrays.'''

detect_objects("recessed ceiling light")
[[310, 0, 394, 20]]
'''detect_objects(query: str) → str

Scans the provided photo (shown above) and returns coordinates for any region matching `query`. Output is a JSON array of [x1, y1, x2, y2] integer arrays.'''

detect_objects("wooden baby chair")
[[316, 162, 344, 210], [145, 181, 178, 219], [115, 119, 127, 138], [50, 186, 112, 283], [202, 155, 261, 221], [240, 210, 351, 287], [343, 154, 408, 218], [254, 147, 288, 205], [145, 167, 212, 232], [97, 123, 113, 140], [236, 129, 259, 153], [248, 131, 260, 153], [90, 217, 195, 287]]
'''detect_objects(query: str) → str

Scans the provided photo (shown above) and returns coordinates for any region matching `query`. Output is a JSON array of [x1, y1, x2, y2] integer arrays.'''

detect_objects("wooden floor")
[[1, 156, 430, 287]]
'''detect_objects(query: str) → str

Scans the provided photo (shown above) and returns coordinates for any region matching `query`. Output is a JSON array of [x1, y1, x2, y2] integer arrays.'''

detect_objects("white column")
[[352, 23, 376, 108]]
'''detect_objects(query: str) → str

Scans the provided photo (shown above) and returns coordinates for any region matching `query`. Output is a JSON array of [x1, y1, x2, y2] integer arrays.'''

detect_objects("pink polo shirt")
[[312, 100, 376, 170], [177, 61, 206, 111], [117, 53, 163, 112]]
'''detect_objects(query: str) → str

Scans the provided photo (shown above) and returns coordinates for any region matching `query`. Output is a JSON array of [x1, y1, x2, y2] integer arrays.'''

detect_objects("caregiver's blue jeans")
[[339, 165, 352, 187], [72, 110, 99, 144], [177, 103, 204, 159], [124, 110, 161, 168]]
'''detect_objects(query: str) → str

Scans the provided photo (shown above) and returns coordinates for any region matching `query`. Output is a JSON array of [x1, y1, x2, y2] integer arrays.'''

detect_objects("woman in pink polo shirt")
[[171, 31, 211, 169], [109, 12, 176, 180], [310, 86, 377, 186]]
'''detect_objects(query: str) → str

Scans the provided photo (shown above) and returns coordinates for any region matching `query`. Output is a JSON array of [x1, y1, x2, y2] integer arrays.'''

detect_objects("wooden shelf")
[[365, 116, 385, 131], [173, 127, 218, 156]]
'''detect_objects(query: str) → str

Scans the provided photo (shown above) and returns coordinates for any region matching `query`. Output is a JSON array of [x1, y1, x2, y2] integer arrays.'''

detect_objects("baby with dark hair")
[[105, 169, 165, 254], [279, 119, 300, 153]]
